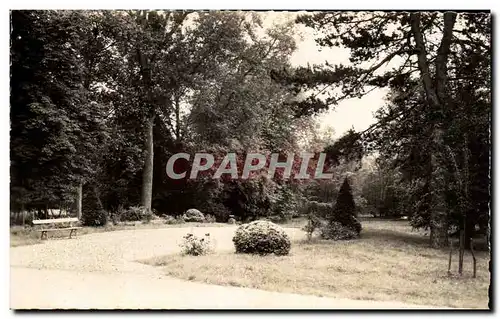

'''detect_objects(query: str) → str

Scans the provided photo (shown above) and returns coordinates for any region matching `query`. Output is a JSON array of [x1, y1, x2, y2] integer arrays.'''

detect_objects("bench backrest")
[[32, 217, 79, 225]]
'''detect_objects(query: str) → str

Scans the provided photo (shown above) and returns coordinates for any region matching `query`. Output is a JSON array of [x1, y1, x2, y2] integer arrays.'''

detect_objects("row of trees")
[[10, 10, 330, 224]]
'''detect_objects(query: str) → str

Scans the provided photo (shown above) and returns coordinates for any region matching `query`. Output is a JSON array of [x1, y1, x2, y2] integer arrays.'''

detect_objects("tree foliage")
[[10, 10, 308, 224], [11, 11, 110, 213], [273, 11, 490, 248]]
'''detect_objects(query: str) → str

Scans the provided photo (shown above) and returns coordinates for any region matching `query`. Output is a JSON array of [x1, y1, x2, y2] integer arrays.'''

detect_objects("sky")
[[263, 12, 387, 138]]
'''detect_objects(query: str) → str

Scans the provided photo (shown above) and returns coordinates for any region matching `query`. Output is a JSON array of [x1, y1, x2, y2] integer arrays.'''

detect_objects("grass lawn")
[[10, 221, 230, 247], [144, 219, 490, 309]]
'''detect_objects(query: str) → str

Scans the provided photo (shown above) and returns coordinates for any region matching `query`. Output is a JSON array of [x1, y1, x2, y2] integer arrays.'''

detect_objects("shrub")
[[142, 211, 154, 224], [228, 217, 236, 224], [267, 215, 284, 223], [119, 206, 147, 222], [180, 233, 212, 256], [183, 208, 205, 222], [175, 215, 186, 223], [305, 201, 333, 219], [302, 179, 362, 240], [164, 215, 176, 224], [82, 209, 108, 227], [302, 214, 328, 240], [110, 212, 120, 225], [204, 214, 216, 223], [320, 221, 359, 240], [232, 220, 291, 256], [205, 201, 232, 222], [269, 184, 300, 222], [112, 205, 126, 223], [164, 215, 185, 224], [226, 178, 273, 221]]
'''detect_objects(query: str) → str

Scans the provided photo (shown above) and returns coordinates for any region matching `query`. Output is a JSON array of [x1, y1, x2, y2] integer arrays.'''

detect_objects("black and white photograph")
[[8, 7, 492, 310]]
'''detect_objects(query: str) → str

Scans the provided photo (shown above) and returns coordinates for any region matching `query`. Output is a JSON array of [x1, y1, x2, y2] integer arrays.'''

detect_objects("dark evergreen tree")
[[331, 177, 361, 235]]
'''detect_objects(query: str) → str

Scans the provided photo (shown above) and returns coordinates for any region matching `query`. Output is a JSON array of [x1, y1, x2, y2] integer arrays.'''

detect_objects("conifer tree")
[[331, 177, 361, 234]]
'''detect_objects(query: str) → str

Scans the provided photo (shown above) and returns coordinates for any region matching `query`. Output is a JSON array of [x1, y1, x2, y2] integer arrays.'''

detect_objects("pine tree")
[[331, 177, 361, 234]]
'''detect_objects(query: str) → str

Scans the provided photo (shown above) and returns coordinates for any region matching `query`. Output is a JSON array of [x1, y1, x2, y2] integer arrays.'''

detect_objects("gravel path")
[[10, 226, 305, 273], [10, 226, 445, 309]]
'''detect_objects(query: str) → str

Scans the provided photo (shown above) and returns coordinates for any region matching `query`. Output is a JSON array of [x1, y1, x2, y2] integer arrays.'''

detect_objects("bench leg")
[[69, 229, 77, 239]]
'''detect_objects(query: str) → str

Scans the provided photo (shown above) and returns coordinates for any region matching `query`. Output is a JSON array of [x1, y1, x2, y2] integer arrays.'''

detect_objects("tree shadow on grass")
[[361, 228, 490, 253], [296, 227, 430, 249], [361, 228, 431, 249]]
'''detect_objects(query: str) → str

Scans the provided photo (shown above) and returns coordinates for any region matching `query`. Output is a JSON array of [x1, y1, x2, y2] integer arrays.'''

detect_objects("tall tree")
[[159, 13, 304, 220], [367, 13, 491, 246], [188, 14, 298, 152], [109, 11, 286, 213], [10, 10, 108, 216], [273, 11, 490, 248]]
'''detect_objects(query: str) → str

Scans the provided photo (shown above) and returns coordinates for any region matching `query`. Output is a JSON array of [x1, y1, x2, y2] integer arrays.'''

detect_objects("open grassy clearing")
[[10, 221, 230, 247], [144, 219, 490, 309]]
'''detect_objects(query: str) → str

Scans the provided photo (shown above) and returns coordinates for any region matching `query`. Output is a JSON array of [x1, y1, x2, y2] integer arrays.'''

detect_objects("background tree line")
[[11, 10, 321, 224]]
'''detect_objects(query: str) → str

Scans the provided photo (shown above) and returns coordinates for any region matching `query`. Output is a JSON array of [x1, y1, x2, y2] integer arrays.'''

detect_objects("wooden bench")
[[32, 217, 82, 240]]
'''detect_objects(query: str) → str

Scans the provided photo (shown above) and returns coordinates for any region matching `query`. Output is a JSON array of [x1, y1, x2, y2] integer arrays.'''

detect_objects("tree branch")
[[410, 12, 440, 108], [435, 12, 457, 104]]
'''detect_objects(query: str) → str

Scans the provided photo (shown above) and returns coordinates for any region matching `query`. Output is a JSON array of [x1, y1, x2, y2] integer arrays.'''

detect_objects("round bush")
[[183, 208, 205, 222], [232, 220, 291, 256]]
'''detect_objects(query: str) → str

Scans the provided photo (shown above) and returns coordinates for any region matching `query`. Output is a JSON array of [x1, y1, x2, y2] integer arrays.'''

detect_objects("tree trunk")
[[174, 93, 181, 142], [464, 209, 475, 249], [428, 132, 449, 248], [458, 229, 464, 275], [410, 12, 457, 248], [463, 135, 472, 249], [76, 182, 83, 220], [447, 240, 453, 275], [470, 240, 477, 278], [141, 112, 155, 213], [136, 42, 155, 214]]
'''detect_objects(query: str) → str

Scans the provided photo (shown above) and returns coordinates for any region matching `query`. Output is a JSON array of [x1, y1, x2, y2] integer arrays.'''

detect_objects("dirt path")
[[10, 226, 446, 309]]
